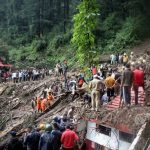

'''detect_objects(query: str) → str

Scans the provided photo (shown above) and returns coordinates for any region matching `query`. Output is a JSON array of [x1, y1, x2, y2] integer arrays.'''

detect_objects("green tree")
[[71, 0, 99, 65]]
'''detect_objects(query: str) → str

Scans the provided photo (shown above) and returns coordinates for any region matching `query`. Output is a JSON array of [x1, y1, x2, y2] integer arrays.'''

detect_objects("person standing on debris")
[[63, 60, 68, 89], [6, 131, 23, 150], [41, 98, 47, 112], [37, 97, 42, 112], [61, 125, 79, 150], [123, 53, 129, 66], [24, 126, 40, 150], [104, 73, 115, 102], [38, 125, 53, 150], [121, 63, 133, 107], [91, 65, 97, 75], [67, 106, 75, 119], [47, 91, 54, 106], [77, 74, 87, 88], [89, 74, 104, 111], [133, 65, 144, 105], [110, 54, 116, 65]]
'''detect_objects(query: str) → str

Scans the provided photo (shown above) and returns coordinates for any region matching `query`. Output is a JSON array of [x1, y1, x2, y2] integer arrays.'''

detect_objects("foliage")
[[71, 0, 100, 65], [0, 0, 150, 68]]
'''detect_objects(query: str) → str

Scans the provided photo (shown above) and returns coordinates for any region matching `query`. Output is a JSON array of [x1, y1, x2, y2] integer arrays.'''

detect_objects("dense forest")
[[0, 0, 150, 67]]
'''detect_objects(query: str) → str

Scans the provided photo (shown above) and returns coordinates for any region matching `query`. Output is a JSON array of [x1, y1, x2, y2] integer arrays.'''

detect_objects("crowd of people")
[[6, 107, 85, 150], [67, 51, 145, 111], [0, 68, 51, 83], [3, 52, 146, 150]]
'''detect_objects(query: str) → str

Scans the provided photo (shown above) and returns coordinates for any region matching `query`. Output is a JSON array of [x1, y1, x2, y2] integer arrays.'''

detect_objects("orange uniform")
[[37, 97, 42, 112], [41, 99, 47, 112]]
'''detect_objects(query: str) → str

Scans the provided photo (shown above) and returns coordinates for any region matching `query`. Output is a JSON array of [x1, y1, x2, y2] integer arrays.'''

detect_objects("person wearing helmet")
[[38, 125, 53, 150]]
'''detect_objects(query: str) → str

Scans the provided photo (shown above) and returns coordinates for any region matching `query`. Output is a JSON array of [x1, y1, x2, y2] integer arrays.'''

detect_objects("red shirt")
[[61, 129, 79, 148], [92, 67, 97, 75], [133, 69, 144, 86]]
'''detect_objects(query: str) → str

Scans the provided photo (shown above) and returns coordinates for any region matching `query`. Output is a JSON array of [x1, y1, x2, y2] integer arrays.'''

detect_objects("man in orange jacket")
[[37, 97, 42, 112], [41, 98, 47, 112], [47, 91, 54, 106]]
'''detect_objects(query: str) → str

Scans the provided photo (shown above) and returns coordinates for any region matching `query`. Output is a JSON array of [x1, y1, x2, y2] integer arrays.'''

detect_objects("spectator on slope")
[[63, 60, 68, 89], [89, 74, 105, 111], [104, 73, 115, 102], [101, 63, 108, 79], [91, 65, 97, 75], [133, 65, 144, 105], [119, 53, 123, 64], [19, 70, 23, 82], [110, 54, 116, 65], [121, 63, 133, 107], [24, 126, 40, 150], [116, 53, 119, 64], [6, 131, 23, 150], [123, 53, 129, 66], [12, 71, 17, 83], [61, 125, 79, 150], [130, 51, 134, 61], [38, 125, 53, 150]]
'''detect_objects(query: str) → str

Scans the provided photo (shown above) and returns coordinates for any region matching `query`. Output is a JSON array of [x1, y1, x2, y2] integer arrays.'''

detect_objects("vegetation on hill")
[[0, 0, 150, 67]]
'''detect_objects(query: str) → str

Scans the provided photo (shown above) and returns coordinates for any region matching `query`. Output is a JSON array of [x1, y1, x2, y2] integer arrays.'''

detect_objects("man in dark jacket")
[[38, 125, 53, 150], [6, 131, 23, 150], [24, 126, 40, 150], [51, 122, 62, 150], [121, 63, 133, 106]]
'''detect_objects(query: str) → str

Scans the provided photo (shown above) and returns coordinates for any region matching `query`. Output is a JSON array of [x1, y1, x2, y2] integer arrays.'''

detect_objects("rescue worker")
[[41, 98, 47, 112], [37, 97, 42, 112], [47, 91, 54, 106], [89, 74, 104, 111]]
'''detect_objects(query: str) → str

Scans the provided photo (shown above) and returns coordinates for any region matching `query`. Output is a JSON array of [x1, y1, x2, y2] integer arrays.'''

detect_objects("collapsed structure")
[[0, 52, 150, 149]]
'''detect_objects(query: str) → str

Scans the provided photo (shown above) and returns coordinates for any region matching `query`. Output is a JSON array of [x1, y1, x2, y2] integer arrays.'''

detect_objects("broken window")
[[96, 125, 111, 136], [119, 131, 135, 143]]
